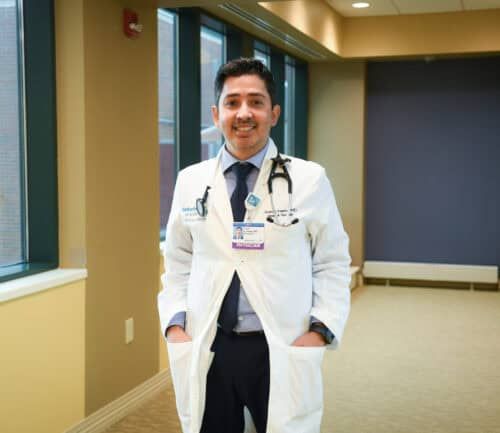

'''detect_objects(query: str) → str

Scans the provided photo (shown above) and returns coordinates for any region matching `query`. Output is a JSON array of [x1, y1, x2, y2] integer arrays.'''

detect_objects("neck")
[[225, 141, 268, 161]]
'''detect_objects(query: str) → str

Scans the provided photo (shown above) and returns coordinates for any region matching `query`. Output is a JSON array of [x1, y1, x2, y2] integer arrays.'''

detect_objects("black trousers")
[[200, 328, 270, 433]]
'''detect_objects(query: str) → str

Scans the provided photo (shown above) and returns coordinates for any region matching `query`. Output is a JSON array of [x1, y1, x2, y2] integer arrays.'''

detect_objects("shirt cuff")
[[167, 311, 186, 331]]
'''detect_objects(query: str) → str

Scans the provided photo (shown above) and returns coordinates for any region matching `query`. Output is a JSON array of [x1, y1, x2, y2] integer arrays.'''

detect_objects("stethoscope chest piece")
[[196, 186, 211, 217]]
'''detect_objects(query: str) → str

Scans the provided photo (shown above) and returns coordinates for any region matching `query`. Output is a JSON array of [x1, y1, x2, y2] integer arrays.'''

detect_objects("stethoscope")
[[195, 152, 298, 227], [266, 153, 299, 226]]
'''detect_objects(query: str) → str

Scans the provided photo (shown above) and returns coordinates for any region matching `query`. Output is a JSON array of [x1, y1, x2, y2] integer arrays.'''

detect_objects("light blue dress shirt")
[[219, 141, 269, 332]]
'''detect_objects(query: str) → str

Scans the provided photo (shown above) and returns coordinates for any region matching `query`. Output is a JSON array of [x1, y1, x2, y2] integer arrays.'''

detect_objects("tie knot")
[[233, 162, 253, 181]]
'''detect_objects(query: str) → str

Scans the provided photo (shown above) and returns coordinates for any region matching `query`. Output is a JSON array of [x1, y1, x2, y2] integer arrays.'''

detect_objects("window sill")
[[0, 268, 88, 304]]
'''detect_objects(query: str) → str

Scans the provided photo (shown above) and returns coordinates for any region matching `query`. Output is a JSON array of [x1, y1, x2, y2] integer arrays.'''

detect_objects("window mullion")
[[270, 51, 285, 153], [177, 9, 201, 169], [23, 0, 58, 266], [294, 62, 308, 160]]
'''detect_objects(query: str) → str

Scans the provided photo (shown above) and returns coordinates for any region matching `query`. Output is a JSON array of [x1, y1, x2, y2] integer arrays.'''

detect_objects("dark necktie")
[[219, 162, 253, 334]]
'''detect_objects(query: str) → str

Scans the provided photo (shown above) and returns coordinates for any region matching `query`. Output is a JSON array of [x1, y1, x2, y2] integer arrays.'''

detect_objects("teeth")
[[234, 125, 254, 131]]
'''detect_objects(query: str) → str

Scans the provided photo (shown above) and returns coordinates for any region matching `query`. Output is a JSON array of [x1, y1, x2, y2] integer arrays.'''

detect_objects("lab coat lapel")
[[250, 140, 278, 220], [210, 152, 234, 240]]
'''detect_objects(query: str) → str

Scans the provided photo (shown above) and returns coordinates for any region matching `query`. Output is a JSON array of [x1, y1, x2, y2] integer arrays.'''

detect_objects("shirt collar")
[[221, 139, 270, 173]]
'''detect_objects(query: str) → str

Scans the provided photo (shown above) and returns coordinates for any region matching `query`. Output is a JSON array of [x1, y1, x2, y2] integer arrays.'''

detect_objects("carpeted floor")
[[105, 284, 500, 433]]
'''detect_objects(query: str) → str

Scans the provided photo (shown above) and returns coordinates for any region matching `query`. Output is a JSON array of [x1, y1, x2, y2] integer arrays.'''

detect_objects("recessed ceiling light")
[[352, 2, 370, 8]]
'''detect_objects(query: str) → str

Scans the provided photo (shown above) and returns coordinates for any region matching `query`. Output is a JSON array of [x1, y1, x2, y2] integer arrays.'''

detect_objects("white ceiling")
[[326, 0, 500, 17]]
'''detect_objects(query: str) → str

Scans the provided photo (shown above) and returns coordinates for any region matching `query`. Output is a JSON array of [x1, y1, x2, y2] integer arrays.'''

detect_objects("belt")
[[217, 324, 264, 337], [232, 330, 265, 337]]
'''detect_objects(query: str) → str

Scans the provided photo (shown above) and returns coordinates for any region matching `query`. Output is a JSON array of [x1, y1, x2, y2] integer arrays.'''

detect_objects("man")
[[158, 58, 351, 433]]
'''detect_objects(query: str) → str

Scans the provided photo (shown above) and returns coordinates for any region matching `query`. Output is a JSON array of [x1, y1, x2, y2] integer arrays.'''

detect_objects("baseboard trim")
[[65, 370, 171, 433], [363, 261, 498, 284], [350, 266, 360, 290]]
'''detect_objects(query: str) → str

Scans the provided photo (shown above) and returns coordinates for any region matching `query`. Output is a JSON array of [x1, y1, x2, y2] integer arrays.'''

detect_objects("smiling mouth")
[[233, 124, 256, 132]]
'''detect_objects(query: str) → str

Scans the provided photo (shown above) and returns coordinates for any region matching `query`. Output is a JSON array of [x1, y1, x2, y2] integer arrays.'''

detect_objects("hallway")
[[105, 284, 500, 433]]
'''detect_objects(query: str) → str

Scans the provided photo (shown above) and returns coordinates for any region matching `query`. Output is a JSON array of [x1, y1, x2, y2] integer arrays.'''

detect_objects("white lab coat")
[[158, 140, 351, 433]]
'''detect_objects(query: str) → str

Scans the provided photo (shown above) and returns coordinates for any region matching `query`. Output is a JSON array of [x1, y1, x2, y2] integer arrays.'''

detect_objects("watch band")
[[309, 322, 335, 345]]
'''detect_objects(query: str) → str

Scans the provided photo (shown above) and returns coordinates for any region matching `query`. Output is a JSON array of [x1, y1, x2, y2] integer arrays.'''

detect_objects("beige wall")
[[56, 0, 87, 269], [259, 0, 343, 57], [308, 61, 366, 267], [259, 3, 500, 60], [81, 0, 160, 415], [342, 10, 500, 58], [0, 281, 85, 433]]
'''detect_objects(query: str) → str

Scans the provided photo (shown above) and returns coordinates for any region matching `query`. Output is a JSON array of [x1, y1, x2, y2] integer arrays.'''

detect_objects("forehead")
[[220, 74, 269, 99]]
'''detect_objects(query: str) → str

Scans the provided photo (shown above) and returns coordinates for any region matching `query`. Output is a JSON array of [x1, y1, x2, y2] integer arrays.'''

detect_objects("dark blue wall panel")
[[365, 57, 500, 267]]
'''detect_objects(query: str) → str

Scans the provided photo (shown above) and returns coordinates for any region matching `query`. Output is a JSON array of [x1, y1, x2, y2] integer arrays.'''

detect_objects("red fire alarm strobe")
[[124, 9, 143, 38]]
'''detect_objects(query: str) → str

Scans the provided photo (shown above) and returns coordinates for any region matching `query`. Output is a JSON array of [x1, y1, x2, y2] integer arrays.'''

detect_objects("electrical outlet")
[[125, 318, 134, 344]]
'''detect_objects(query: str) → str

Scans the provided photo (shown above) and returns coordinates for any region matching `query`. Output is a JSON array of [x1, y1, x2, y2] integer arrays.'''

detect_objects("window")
[[0, 0, 58, 283], [0, 0, 25, 269], [254, 41, 270, 67], [200, 26, 225, 160], [158, 9, 177, 238], [254, 49, 269, 67]]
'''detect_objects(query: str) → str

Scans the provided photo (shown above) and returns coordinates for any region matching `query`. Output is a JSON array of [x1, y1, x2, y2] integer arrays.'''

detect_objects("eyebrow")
[[224, 92, 266, 99]]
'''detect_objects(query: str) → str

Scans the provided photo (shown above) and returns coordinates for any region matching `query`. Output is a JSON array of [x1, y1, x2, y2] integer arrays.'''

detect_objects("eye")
[[224, 99, 238, 108], [251, 99, 264, 106]]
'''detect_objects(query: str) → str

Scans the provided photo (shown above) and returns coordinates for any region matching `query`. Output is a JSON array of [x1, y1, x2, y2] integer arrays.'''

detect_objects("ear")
[[211, 105, 220, 128], [271, 104, 281, 127]]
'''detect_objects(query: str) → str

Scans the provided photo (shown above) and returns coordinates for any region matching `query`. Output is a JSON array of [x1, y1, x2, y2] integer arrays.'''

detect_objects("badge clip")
[[245, 193, 261, 210]]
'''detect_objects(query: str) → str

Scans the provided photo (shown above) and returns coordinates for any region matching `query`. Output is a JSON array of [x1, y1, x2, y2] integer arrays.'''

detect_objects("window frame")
[[253, 39, 308, 158], [190, 8, 308, 161], [254, 40, 271, 67], [0, 0, 58, 283], [200, 24, 226, 160], [158, 8, 178, 240]]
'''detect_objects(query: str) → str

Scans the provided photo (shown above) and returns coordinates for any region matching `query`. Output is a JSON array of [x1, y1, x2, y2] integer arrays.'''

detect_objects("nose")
[[236, 102, 252, 120]]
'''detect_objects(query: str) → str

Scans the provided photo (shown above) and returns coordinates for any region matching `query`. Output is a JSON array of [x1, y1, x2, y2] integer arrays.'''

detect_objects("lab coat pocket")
[[269, 344, 326, 433], [265, 220, 303, 235], [264, 221, 306, 259], [167, 341, 193, 432], [286, 345, 326, 416]]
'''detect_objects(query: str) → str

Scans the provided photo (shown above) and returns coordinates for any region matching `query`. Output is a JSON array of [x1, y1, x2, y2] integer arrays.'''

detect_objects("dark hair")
[[214, 57, 277, 107]]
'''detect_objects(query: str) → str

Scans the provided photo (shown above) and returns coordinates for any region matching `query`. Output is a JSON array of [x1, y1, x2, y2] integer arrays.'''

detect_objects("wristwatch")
[[309, 322, 335, 345]]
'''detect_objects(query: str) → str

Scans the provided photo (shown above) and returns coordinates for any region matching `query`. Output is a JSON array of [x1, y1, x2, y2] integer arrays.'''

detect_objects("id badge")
[[232, 222, 265, 250]]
